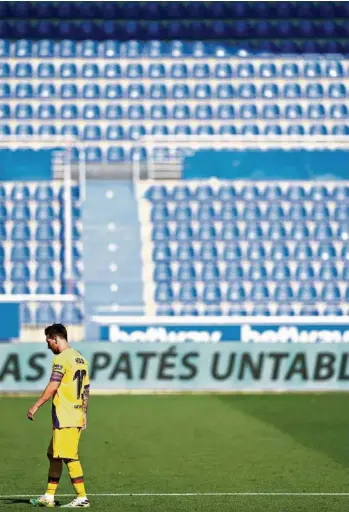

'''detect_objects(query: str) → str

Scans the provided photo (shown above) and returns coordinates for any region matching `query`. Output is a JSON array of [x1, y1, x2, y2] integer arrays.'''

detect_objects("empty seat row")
[[0, 223, 81, 241], [0, 262, 81, 280], [154, 282, 349, 303], [0, 184, 79, 202], [151, 204, 349, 221], [0, 204, 80, 221], [2, 102, 348, 119], [156, 304, 348, 317], [21, 303, 83, 325], [0, 243, 81, 262], [152, 222, 349, 241], [0, 82, 347, 100], [146, 184, 349, 202], [3, 123, 349, 139], [152, 242, 349, 261], [0, 61, 346, 79], [153, 261, 349, 282]]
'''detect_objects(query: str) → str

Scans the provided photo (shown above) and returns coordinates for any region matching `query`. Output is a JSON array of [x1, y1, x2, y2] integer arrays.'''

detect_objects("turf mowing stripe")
[[1, 493, 349, 497]]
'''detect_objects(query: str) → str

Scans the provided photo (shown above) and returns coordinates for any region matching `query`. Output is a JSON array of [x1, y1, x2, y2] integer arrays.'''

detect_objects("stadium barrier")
[[1, 342, 349, 393]]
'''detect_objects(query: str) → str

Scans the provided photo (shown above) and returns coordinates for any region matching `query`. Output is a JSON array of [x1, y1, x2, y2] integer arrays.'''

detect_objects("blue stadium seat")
[[218, 125, 237, 135], [170, 63, 188, 78], [0, 124, 10, 135], [225, 263, 243, 280], [148, 63, 166, 78], [200, 242, 218, 261], [0, 204, 7, 221], [107, 147, 125, 162], [299, 305, 320, 316], [82, 64, 99, 79], [176, 243, 195, 262], [240, 104, 257, 119], [271, 243, 290, 260], [83, 125, 101, 140], [0, 63, 9, 78], [220, 205, 238, 221], [272, 262, 291, 280], [294, 242, 313, 260], [14, 63, 32, 78], [104, 84, 123, 99], [247, 242, 266, 260], [106, 105, 123, 120], [194, 84, 212, 99], [11, 185, 30, 202], [173, 105, 190, 119], [263, 105, 281, 119], [332, 125, 349, 135], [252, 305, 271, 316], [149, 84, 167, 99], [174, 125, 192, 136], [318, 242, 336, 259], [173, 205, 192, 222], [61, 84, 78, 99], [151, 125, 169, 136], [295, 262, 315, 280], [286, 125, 305, 135], [259, 63, 277, 78], [217, 105, 235, 119], [322, 283, 341, 301], [61, 304, 83, 325], [36, 40, 54, 58], [283, 83, 301, 99], [37, 83, 55, 99], [106, 126, 124, 140], [126, 63, 143, 78], [326, 61, 343, 78], [36, 304, 56, 324], [319, 263, 338, 280], [104, 63, 122, 78], [329, 83, 346, 99], [61, 104, 78, 119], [248, 263, 267, 280], [11, 283, 30, 294], [203, 283, 221, 304], [102, 41, 120, 58], [287, 186, 306, 201], [80, 40, 98, 58], [150, 105, 167, 120], [174, 224, 193, 241], [35, 263, 55, 282], [59, 63, 77, 78], [264, 124, 282, 135], [0, 83, 10, 98], [12, 205, 30, 221], [268, 222, 286, 240], [11, 243, 30, 262], [237, 63, 254, 78], [216, 84, 234, 99], [242, 125, 259, 135], [311, 205, 330, 220], [193, 63, 210, 79], [306, 83, 324, 99], [223, 244, 242, 261], [35, 283, 55, 294], [37, 63, 55, 78], [15, 83, 33, 98], [155, 283, 174, 303], [333, 186, 349, 201], [11, 262, 30, 282], [291, 223, 309, 240], [245, 223, 263, 240], [179, 283, 197, 304], [195, 185, 214, 202], [334, 205, 349, 221], [156, 306, 175, 316], [177, 262, 196, 281], [304, 62, 321, 78], [38, 104, 56, 119], [227, 283, 245, 301], [36, 205, 55, 221], [308, 105, 326, 120], [330, 104, 348, 119], [36, 222, 55, 241], [0, 40, 9, 58], [127, 84, 145, 99], [275, 304, 295, 316], [221, 225, 240, 241], [145, 185, 168, 203], [83, 105, 100, 120], [298, 284, 317, 301], [194, 105, 213, 120], [59, 40, 76, 57], [218, 186, 237, 201], [15, 125, 33, 136], [342, 264, 349, 278], [172, 185, 191, 202], [338, 224, 349, 241], [197, 204, 216, 221], [238, 84, 257, 99], [215, 63, 233, 79], [243, 204, 262, 220], [323, 305, 343, 316], [285, 104, 303, 119], [261, 83, 279, 99], [179, 306, 199, 316], [154, 262, 172, 282], [15, 104, 33, 119], [35, 244, 55, 262], [198, 224, 216, 241], [21, 304, 32, 323], [201, 262, 220, 281]]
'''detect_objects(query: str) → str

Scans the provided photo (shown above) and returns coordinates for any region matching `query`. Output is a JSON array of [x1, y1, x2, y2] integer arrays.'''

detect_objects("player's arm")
[[82, 383, 90, 430], [27, 370, 63, 421]]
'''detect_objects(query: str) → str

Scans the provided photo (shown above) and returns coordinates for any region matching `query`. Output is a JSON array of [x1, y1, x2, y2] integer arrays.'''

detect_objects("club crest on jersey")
[[75, 358, 85, 364]]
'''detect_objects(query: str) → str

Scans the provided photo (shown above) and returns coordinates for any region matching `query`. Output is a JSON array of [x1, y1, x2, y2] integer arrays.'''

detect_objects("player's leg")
[[30, 437, 62, 507], [60, 428, 90, 508]]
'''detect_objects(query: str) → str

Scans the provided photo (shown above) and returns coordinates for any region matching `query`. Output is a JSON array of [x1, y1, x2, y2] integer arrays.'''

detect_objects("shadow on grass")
[[219, 393, 349, 468], [0, 497, 61, 507]]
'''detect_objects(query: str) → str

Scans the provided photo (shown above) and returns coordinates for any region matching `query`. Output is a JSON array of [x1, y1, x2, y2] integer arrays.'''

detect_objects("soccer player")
[[27, 323, 90, 508]]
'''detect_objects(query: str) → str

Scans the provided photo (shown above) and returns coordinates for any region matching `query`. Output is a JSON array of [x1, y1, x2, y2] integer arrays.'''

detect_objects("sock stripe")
[[48, 476, 60, 484], [71, 476, 84, 484]]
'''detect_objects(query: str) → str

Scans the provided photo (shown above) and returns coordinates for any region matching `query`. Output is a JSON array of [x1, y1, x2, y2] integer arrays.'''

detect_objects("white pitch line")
[[1, 492, 349, 498]]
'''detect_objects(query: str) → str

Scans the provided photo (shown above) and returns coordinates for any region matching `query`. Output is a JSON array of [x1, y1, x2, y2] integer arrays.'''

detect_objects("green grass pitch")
[[0, 394, 348, 511]]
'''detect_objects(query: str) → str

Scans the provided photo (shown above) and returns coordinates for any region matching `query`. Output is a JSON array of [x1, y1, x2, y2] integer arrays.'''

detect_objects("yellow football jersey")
[[50, 348, 89, 429]]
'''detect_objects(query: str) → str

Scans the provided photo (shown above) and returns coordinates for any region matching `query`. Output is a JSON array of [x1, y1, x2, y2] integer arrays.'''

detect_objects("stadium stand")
[[138, 181, 349, 316]]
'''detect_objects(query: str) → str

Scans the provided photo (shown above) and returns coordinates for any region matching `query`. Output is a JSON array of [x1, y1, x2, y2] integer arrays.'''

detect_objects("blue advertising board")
[[1, 342, 349, 392], [0, 303, 20, 341], [96, 317, 349, 344]]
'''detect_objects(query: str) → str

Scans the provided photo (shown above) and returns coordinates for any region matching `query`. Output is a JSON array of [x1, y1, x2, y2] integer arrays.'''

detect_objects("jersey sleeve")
[[50, 355, 68, 383]]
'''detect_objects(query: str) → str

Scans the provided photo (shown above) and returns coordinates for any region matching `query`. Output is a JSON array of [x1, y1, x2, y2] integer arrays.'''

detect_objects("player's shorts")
[[47, 427, 82, 460]]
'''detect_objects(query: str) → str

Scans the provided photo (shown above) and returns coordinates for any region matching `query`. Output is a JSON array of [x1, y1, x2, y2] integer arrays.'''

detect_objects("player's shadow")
[[0, 497, 61, 507]]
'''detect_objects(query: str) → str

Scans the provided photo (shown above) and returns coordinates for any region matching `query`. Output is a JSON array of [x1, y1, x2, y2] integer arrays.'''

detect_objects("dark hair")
[[45, 323, 68, 341]]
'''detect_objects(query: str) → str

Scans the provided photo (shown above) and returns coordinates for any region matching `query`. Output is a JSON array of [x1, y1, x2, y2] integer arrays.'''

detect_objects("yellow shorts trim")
[[48, 427, 82, 460]]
